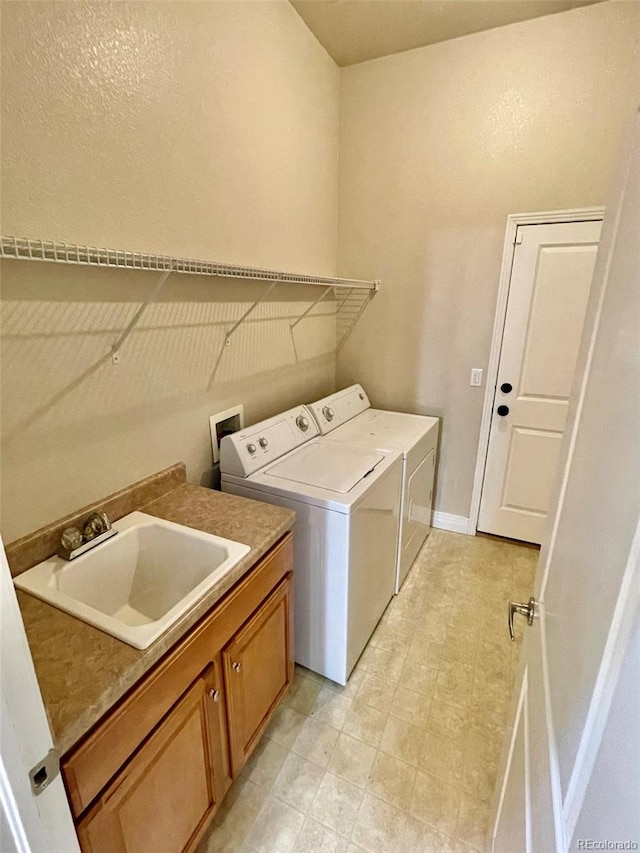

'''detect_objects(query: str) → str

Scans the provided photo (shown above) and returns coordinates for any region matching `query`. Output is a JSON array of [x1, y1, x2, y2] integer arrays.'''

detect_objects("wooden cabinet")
[[77, 668, 225, 853], [62, 533, 293, 853], [224, 575, 293, 775]]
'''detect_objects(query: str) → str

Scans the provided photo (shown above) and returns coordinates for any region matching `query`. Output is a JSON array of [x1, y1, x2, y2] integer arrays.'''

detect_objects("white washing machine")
[[220, 405, 402, 685], [308, 385, 439, 593]]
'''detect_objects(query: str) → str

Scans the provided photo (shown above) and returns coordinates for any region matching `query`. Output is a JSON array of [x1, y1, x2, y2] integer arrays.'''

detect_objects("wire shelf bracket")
[[224, 278, 281, 347], [290, 285, 334, 330], [111, 266, 174, 362], [336, 289, 375, 352]]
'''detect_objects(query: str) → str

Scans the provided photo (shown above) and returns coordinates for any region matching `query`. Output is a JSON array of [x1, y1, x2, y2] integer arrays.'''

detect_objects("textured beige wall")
[[337, 0, 639, 519], [0, 1, 340, 540]]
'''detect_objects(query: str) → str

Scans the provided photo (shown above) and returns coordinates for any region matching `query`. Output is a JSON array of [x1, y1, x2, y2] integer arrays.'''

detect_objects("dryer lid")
[[264, 442, 385, 493], [329, 409, 438, 448]]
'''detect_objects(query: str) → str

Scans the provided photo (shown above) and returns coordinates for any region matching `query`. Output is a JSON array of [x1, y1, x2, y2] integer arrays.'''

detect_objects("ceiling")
[[290, 0, 604, 67]]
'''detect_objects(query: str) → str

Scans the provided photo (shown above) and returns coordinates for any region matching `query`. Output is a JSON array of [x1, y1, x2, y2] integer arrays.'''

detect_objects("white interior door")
[[0, 539, 79, 853], [478, 219, 602, 544], [491, 114, 640, 852]]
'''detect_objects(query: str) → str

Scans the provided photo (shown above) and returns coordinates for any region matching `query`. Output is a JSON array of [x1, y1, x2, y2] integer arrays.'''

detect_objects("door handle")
[[508, 597, 536, 640], [497, 405, 510, 416], [500, 382, 513, 394]]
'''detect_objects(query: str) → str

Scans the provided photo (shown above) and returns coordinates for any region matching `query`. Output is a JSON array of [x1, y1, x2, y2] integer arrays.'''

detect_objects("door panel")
[[223, 574, 293, 776], [503, 428, 563, 514], [478, 219, 601, 543], [78, 671, 224, 853], [527, 627, 558, 853], [570, 612, 640, 849], [493, 624, 561, 853], [494, 675, 529, 853], [519, 246, 596, 398]]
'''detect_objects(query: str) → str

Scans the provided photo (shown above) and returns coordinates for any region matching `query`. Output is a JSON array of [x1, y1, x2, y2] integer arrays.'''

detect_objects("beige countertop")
[[17, 484, 295, 755]]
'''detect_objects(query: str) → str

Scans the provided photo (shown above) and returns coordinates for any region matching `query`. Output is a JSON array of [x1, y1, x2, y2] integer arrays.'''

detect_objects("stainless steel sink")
[[14, 512, 250, 649]]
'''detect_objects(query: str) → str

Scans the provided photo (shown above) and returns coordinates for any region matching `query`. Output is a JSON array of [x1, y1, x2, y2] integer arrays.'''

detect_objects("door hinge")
[[514, 228, 524, 245], [29, 749, 60, 795]]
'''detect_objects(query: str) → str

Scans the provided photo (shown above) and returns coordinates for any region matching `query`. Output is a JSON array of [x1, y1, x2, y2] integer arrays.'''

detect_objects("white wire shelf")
[[0, 236, 379, 291], [0, 235, 378, 360]]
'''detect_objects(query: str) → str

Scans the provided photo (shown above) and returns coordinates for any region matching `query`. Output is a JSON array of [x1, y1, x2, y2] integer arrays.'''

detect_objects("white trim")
[[490, 670, 528, 852], [468, 207, 605, 538], [0, 748, 30, 853], [431, 511, 470, 535], [540, 612, 568, 853], [0, 539, 80, 852], [563, 518, 640, 836], [524, 683, 532, 853]]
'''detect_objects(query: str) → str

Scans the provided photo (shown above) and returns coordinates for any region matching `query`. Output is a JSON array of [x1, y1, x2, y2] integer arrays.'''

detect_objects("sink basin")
[[14, 512, 251, 649]]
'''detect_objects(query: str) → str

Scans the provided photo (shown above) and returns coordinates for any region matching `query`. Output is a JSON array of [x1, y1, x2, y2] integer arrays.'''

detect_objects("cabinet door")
[[223, 573, 293, 776], [77, 668, 226, 853]]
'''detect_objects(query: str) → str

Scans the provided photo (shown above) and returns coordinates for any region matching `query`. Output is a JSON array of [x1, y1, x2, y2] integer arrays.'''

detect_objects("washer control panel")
[[220, 406, 320, 478]]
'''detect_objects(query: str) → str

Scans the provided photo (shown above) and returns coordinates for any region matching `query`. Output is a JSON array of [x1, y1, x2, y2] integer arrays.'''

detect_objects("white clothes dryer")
[[220, 405, 402, 685], [308, 385, 439, 593]]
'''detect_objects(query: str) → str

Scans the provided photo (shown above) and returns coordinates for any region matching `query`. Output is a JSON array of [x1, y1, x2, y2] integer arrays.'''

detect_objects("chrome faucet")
[[59, 510, 117, 560]]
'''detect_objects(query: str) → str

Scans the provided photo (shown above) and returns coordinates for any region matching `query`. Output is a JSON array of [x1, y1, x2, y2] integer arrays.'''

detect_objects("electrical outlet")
[[470, 368, 483, 387]]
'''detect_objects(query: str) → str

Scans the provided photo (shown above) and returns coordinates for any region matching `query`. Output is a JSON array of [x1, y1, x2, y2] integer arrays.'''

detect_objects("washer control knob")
[[359, 393, 365, 400], [296, 415, 309, 431], [258, 437, 268, 448], [323, 406, 335, 421], [246, 443, 257, 454]]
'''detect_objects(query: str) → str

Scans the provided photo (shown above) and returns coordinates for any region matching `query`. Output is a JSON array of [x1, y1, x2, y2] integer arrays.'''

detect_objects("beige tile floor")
[[198, 529, 538, 853]]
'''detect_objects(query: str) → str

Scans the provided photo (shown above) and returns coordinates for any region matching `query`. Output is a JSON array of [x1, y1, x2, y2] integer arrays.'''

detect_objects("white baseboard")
[[431, 511, 472, 535]]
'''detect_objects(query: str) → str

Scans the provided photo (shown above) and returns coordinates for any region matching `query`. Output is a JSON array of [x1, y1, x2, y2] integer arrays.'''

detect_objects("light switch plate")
[[470, 368, 483, 387]]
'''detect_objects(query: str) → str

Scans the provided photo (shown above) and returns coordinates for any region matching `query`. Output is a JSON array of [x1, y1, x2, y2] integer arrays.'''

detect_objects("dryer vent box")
[[209, 405, 244, 463]]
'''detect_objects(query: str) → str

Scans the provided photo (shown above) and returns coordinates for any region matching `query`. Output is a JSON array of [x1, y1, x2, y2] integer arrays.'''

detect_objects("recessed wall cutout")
[[209, 405, 244, 463]]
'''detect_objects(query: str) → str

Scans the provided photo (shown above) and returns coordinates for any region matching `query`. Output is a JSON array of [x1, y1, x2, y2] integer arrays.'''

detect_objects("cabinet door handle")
[[208, 688, 220, 702], [232, 661, 242, 673]]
